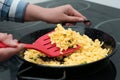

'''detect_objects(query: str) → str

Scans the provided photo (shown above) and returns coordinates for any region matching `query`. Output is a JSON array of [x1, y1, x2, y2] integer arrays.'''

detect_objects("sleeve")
[[0, 0, 29, 22]]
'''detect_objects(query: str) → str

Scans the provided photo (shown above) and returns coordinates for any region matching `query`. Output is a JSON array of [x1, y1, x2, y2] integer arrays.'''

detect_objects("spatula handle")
[[0, 41, 36, 50], [0, 42, 8, 48], [24, 44, 36, 49], [0, 41, 39, 51]]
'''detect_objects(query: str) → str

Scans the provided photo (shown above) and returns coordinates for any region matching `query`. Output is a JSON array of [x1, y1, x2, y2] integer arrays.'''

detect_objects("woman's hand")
[[24, 4, 87, 26], [40, 4, 87, 25], [0, 33, 24, 62]]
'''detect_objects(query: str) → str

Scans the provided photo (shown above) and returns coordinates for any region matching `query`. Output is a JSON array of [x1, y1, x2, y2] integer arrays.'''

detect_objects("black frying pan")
[[17, 25, 117, 77]]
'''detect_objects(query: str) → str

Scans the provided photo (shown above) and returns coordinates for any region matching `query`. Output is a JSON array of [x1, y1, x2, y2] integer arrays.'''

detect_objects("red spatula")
[[0, 32, 80, 57]]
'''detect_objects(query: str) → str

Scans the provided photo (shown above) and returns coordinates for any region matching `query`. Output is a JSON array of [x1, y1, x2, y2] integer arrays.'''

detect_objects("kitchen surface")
[[23, 0, 120, 9], [0, 0, 120, 80]]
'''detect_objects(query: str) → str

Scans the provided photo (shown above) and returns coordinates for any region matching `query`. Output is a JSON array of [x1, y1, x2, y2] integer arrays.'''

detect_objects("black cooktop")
[[0, 0, 120, 80]]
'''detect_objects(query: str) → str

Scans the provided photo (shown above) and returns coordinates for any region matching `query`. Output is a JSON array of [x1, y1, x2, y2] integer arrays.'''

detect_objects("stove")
[[0, 0, 120, 80]]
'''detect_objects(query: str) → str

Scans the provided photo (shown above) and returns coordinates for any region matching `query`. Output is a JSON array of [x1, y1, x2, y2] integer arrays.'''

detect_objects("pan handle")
[[83, 20, 92, 27], [62, 19, 92, 27]]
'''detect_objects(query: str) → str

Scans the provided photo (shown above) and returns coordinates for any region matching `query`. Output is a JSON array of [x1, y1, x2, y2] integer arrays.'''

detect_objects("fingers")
[[0, 44, 24, 54], [62, 15, 84, 26], [0, 33, 18, 47], [64, 5, 86, 20], [0, 44, 25, 61], [62, 4, 88, 25], [0, 33, 8, 40], [65, 15, 85, 22], [4, 39, 18, 47], [0, 33, 25, 52], [68, 5, 86, 19]]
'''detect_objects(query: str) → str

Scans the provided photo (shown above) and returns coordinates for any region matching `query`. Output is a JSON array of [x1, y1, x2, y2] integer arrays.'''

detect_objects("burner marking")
[[47, 1, 91, 11]]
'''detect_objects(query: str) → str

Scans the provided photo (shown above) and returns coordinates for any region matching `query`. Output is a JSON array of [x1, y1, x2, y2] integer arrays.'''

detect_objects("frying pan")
[[17, 24, 117, 78]]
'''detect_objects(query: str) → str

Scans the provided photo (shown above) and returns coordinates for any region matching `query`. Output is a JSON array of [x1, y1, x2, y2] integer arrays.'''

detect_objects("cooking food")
[[23, 24, 110, 66], [49, 24, 79, 52]]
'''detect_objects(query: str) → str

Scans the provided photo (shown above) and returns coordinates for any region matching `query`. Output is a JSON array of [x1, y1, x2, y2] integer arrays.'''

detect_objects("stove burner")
[[47, 0, 90, 11], [94, 18, 120, 44], [17, 61, 116, 80]]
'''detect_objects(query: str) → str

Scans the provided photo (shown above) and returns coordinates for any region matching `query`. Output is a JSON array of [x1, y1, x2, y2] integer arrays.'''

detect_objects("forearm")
[[24, 4, 47, 22], [0, 0, 87, 24], [0, 0, 48, 22], [24, 4, 87, 24]]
